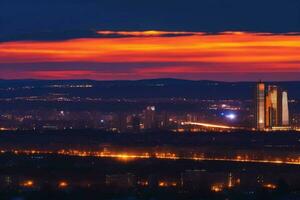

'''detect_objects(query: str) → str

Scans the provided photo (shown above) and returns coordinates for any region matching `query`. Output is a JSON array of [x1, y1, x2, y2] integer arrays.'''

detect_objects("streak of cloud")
[[1, 31, 300, 80]]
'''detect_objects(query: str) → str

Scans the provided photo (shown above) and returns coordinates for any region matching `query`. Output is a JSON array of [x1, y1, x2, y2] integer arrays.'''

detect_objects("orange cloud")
[[29, 70, 96, 79], [96, 30, 205, 37], [0, 31, 300, 79]]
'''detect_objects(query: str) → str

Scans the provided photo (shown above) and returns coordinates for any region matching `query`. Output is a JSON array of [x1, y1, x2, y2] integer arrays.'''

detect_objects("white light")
[[226, 114, 236, 120]]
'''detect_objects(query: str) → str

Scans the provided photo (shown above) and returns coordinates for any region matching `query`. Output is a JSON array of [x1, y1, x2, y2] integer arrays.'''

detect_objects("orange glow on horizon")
[[97, 30, 206, 37], [1, 31, 300, 79]]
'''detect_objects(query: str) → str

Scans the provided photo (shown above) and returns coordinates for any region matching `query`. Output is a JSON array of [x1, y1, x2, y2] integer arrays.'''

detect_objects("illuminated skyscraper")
[[255, 82, 289, 130], [265, 85, 282, 127], [255, 82, 265, 130], [282, 91, 289, 126]]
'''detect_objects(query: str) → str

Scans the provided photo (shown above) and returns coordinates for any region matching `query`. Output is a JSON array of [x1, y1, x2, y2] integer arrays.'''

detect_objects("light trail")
[[2, 149, 300, 166], [182, 121, 236, 129]]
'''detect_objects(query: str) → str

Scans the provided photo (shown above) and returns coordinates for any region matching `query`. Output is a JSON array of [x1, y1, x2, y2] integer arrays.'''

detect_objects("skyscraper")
[[265, 85, 282, 128], [256, 82, 266, 130], [255, 82, 289, 130], [282, 91, 289, 126]]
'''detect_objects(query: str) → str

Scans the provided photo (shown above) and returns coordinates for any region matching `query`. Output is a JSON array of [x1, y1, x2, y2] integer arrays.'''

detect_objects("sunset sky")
[[1, 0, 300, 81]]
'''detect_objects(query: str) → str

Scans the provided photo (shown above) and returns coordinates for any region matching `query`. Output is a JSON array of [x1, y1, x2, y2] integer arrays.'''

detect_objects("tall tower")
[[255, 82, 289, 130], [282, 91, 289, 126], [256, 82, 266, 130], [265, 86, 281, 127]]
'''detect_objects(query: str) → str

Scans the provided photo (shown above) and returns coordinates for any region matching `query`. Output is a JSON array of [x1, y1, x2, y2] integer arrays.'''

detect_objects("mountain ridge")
[[0, 79, 299, 99]]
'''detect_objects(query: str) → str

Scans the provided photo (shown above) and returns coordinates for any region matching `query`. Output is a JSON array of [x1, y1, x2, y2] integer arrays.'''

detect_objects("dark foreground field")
[[0, 130, 300, 199], [0, 153, 300, 200]]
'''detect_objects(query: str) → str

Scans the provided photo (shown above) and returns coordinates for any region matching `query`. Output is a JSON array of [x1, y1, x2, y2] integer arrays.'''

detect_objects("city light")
[[225, 113, 237, 120], [2, 148, 300, 165], [182, 122, 236, 129], [158, 181, 177, 187], [58, 181, 68, 188], [263, 183, 277, 190], [22, 180, 34, 187], [211, 184, 223, 192]]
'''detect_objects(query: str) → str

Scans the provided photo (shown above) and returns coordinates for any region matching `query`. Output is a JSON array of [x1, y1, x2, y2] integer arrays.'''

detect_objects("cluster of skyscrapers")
[[255, 82, 289, 130]]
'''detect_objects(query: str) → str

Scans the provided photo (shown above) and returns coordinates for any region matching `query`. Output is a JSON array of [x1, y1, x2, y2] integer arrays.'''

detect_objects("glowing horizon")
[[1, 31, 300, 80]]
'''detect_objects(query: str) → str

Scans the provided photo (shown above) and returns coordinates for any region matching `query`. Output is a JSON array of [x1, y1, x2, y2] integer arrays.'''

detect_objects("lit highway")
[[2, 149, 300, 166], [181, 121, 237, 129]]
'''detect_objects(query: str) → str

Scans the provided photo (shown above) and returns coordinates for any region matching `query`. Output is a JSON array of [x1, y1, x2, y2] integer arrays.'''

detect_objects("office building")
[[265, 85, 282, 127], [131, 115, 141, 133], [282, 91, 289, 126], [255, 82, 266, 130], [255, 82, 289, 130]]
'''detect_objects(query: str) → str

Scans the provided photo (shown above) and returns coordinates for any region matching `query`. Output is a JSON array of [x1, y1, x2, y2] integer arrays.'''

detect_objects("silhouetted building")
[[144, 106, 156, 129], [112, 113, 128, 132], [181, 170, 227, 190], [105, 173, 137, 188], [131, 115, 141, 133]]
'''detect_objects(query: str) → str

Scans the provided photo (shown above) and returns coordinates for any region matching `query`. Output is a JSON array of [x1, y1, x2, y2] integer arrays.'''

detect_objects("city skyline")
[[255, 82, 290, 131], [1, 1, 300, 199], [0, 79, 297, 132]]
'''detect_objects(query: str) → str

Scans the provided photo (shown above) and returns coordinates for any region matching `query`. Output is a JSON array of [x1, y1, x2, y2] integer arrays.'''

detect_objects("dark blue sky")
[[1, 0, 300, 41]]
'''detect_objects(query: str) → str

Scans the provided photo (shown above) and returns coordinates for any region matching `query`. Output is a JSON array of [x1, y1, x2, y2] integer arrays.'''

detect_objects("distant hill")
[[0, 79, 300, 100]]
